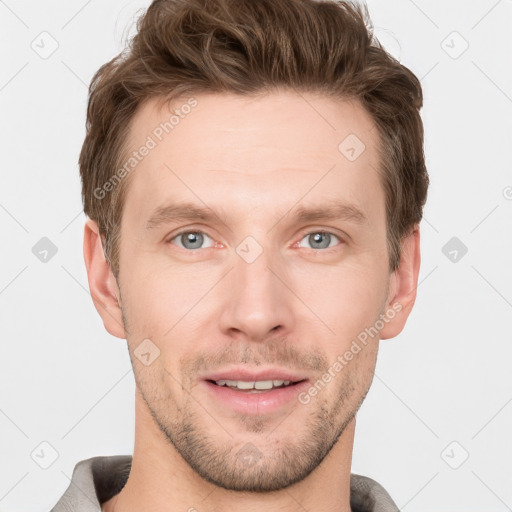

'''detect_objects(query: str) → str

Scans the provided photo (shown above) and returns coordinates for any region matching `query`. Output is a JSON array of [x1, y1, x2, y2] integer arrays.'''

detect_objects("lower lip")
[[203, 380, 310, 415]]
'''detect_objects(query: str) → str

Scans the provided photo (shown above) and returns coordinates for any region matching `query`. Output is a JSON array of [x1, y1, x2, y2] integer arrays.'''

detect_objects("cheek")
[[292, 263, 388, 342], [121, 233, 389, 348], [121, 249, 206, 332]]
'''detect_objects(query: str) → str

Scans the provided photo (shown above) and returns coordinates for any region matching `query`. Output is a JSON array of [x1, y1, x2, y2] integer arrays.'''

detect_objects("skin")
[[84, 90, 421, 512]]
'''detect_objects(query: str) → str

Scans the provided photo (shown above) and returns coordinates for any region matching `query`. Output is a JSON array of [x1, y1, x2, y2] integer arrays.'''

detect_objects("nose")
[[218, 245, 295, 342]]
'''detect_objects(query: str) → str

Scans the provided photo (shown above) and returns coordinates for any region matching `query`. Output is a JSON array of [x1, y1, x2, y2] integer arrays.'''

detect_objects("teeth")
[[254, 380, 273, 390], [237, 380, 255, 390], [214, 379, 293, 390]]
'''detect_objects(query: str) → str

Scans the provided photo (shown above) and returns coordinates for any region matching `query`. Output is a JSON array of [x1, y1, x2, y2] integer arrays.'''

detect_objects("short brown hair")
[[79, 0, 429, 279]]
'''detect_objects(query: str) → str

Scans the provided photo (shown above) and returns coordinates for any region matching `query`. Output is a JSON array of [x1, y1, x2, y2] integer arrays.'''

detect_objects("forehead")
[[121, 91, 383, 228]]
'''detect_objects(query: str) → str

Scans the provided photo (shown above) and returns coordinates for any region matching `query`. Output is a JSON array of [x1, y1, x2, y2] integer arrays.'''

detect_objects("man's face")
[[116, 91, 393, 492]]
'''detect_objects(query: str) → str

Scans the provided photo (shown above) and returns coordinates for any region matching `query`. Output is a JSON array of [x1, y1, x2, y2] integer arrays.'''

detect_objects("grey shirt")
[[50, 455, 400, 512]]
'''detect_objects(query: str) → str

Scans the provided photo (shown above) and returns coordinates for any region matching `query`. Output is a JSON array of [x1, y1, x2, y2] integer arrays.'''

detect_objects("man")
[[51, 0, 428, 510]]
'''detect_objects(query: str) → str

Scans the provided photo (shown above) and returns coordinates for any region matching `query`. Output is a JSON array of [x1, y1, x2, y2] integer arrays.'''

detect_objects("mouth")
[[206, 378, 307, 393], [202, 374, 311, 415], [201, 367, 310, 414]]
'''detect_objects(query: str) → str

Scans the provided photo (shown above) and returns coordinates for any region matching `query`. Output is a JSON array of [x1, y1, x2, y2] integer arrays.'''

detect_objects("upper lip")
[[203, 367, 308, 383]]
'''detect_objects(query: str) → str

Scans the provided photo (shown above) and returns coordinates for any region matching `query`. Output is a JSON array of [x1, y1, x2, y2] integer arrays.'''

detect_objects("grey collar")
[[51, 455, 400, 512]]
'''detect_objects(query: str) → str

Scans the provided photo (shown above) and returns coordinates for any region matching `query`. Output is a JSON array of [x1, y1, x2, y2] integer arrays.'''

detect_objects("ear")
[[380, 226, 421, 340], [83, 218, 126, 339]]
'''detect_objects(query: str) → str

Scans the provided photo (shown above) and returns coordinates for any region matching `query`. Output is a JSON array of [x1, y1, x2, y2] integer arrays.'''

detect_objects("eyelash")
[[166, 228, 344, 252]]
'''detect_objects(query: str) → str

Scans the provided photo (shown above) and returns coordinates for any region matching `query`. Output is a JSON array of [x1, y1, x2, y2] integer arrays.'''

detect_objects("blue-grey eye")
[[298, 231, 340, 250], [171, 231, 214, 250]]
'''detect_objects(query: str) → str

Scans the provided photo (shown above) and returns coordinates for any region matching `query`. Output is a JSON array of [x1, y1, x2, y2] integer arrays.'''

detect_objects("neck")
[[102, 390, 355, 512]]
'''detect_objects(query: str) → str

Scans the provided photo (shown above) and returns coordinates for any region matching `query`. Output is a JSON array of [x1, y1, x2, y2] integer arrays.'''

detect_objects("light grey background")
[[1, 0, 511, 510]]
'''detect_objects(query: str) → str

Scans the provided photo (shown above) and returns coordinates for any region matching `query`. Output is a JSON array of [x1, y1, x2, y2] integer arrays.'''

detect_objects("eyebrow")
[[146, 202, 229, 230], [145, 200, 368, 231]]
